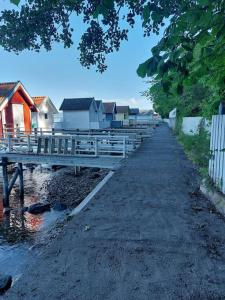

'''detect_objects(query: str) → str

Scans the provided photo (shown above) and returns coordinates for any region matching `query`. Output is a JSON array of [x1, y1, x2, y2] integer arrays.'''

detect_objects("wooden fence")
[[0, 134, 128, 158], [209, 115, 225, 194]]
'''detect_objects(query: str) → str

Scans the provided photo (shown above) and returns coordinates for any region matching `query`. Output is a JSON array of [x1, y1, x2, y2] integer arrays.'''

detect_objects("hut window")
[[44, 113, 48, 119]]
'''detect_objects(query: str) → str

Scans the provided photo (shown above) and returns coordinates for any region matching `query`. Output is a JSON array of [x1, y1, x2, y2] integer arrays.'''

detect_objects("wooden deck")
[[0, 128, 151, 207], [0, 153, 122, 170]]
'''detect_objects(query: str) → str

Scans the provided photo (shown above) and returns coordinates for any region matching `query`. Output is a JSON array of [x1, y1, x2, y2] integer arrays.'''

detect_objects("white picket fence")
[[209, 115, 225, 194]]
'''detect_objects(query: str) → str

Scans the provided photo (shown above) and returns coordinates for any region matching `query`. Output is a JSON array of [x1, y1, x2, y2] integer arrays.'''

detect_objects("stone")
[[22, 207, 28, 213], [27, 203, 51, 215], [90, 173, 101, 179], [0, 275, 12, 295], [52, 202, 67, 211], [91, 168, 100, 172]]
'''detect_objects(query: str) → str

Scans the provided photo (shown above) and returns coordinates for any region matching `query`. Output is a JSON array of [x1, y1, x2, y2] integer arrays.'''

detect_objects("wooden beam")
[[0, 153, 122, 170], [18, 163, 24, 199], [2, 157, 9, 208], [8, 168, 19, 194]]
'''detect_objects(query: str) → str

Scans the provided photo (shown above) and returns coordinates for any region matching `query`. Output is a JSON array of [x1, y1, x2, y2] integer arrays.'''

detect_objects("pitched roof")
[[32, 96, 46, 106], [129, 108, 139, 115], [139, 109, 154, 116], [103, 102, 116, 114], [59, 98, 94, 111], [0, 81, 19, 106], [117, 106, 130, 114], [95, 100, 102, 109], [32, 96, 58, 114]]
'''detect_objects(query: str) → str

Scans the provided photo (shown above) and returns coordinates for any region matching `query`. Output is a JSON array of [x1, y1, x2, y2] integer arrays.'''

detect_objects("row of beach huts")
[[0, 81, 159, 135]]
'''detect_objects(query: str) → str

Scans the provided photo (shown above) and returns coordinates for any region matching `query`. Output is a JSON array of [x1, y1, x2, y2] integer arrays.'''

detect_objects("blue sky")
[[0, 2, 164, 110]]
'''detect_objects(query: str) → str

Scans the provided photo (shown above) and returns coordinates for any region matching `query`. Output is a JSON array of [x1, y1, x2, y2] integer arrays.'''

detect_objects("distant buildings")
[[59, 98, 99, 130], [32, 96, 58, 130], [57, 98, 156, 129], [103, 102, 117, 122], [0, 81, 57, 136], [116, 106, 130, 126], [129, 108, 139, 124], [0, 80, 156, 133]]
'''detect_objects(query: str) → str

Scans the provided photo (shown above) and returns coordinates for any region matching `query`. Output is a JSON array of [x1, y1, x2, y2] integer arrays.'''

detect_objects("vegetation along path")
[[5, 124, 225, 299]]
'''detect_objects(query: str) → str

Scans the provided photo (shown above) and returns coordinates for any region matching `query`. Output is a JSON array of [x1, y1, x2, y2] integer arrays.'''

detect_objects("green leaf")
[[137, 59, 151, 78], [93, 6, 101, 18], [197, 0, 210, 6], [143, 5, 150, 23], [162, 80, 171, 93], [10, 0, 20, 5], [103, 0, 114, 10], [137, 56, 161, 78], [151, 11, 163, 23]]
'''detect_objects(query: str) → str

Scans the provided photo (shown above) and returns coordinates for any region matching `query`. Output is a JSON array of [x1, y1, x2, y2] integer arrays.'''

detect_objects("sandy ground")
[[4, 124, 225, 299]]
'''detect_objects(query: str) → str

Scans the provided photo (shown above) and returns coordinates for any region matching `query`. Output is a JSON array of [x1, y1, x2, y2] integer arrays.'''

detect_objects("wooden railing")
[[0, 134, 127, 158], [1, 127, 149, 151]]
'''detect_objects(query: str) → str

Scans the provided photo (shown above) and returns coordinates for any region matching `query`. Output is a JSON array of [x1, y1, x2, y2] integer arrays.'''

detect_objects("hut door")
[[31, 112, 38, 129], [12, 104, 24, 130]]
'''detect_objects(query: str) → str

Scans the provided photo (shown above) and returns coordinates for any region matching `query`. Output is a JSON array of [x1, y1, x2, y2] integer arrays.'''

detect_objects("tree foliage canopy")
[[2, 0, 181, 72], [2, 0, 225, 118], [140, 0, 225, 118]]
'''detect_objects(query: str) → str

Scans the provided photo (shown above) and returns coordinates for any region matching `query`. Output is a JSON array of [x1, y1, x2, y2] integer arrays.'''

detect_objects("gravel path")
[[4, 124, 225, 299]]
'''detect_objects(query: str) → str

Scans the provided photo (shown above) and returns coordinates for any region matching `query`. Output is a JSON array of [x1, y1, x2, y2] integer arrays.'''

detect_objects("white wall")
[[168, 108, 177, 130], [37, 98, 57, 130], [116, 113, 125, 121], [99, 120, 110, 129], [169, 118, 176, 129], [129, 115, 137, 120], [97, 102, 105, 122], [63, 111, 90, 130], [182, 117, 204, 135], [89, 102, 98, 122]]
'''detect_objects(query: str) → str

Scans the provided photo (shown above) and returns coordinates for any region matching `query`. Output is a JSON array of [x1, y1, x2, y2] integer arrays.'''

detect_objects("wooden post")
[[2, 158, 9, 208], [16, 124, 20, 138], [74, 165, 81, 176], [7, 134, 12, 152], [123, 137, 126, 158], [18, 163, 24, 199], [34, 127, 38, 141], [27, 135, 31, 153], [95, 137, 98, 157]]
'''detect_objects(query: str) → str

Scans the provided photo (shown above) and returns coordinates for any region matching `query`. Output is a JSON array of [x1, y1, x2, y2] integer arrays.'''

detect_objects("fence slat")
[[209, 115, 225, 193]]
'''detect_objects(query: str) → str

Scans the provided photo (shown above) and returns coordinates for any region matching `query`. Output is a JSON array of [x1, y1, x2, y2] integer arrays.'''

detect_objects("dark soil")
[[42, 167, 108, 207]]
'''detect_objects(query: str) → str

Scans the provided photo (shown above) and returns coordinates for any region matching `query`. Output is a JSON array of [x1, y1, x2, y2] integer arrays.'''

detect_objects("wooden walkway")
[[0, 128, 152, 208], [6, 124, 225, 299], [0, 153, 122, 170]]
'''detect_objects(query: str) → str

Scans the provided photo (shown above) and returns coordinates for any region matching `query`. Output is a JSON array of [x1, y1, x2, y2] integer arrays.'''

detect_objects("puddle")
[[0, 166, 68, 277]]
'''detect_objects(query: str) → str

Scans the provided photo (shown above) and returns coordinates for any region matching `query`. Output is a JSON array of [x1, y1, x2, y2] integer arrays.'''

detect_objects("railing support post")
[[123, 137, 126, 158], [27, 135, 31, 153], [18, 163, 24, 199], [2, 157, 9, 209], [95, 137, 98, 157], [7, 134, 12, 152], [34, 127, 37, 136]]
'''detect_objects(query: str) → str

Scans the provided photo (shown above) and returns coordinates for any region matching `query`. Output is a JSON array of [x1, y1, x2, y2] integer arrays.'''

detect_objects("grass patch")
[[177, 126, 211, 177]]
